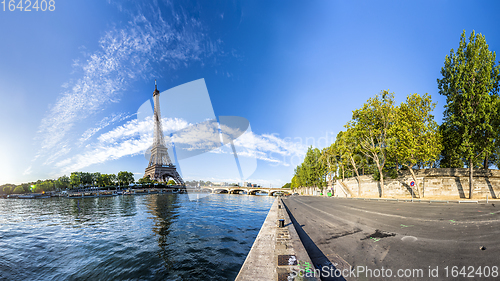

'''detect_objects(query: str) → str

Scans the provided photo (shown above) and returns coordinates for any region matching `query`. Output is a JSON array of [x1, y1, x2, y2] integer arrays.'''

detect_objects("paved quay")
[[236, 197, 319, 281], [282, 196, 500, 280]]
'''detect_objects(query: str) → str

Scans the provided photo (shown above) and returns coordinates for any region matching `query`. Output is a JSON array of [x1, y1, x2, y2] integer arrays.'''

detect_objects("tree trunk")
[[350, 156, 361, 197], [378, 166, 384, 198], [469, 157, 473, 199], [483, 152, 489, 170], [408, 166, 421, 198], [341, 165, 345, 182]]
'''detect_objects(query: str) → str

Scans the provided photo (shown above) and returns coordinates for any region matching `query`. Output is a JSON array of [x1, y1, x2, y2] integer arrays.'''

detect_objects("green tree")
[[300, 146, 326, 189], [2, 185, 15, 195], [20, 183, 31, 193], [390, 93, 442, 198], [281, 183, 291, 189], [290, 175, 298, 190], [138, 177, 153, 187], [117, 171, 134, 187], [437, 30, 500, 198], [438, 123, 464, 168], [56, 175, 70, 190], [102, 174, 111, 187], [167, 179, 176, 185], [70, 172, 81, 188], [101, 174, 117, 187], [13, 186, 25, 194], [349, 90, 396, 197], [319, 144, 339, 191], [331, 138, 346, 182], [92, 172, 103, 187], [80, 172, 92, 187], [109, 174, 117, 186], [338, 129, 363, 196], [33, 180, 55, 193]]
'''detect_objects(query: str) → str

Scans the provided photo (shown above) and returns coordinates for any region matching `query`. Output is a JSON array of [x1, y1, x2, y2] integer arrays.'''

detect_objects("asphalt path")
[[282, 196, 500, 281]]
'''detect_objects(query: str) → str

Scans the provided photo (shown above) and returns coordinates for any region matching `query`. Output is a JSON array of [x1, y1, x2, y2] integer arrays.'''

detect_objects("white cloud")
[[54, 114, 308, 175], [22, 166, 32, 176], [57, 117, 189, 174], [79, 112, 133, 144], [34, 2, 219, 171]]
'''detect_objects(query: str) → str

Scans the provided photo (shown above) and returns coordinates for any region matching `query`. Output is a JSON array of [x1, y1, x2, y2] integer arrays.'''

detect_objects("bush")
[[13, 186, 25, 194], [2, 185, 14, 194]]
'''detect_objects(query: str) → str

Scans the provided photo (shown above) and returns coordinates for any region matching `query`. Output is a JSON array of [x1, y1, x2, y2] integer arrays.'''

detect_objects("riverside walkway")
[[236, 197, 319, 280]]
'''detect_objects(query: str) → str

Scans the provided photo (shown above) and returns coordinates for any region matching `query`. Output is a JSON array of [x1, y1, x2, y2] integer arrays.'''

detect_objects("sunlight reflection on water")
[[0, 194, 273, 280]]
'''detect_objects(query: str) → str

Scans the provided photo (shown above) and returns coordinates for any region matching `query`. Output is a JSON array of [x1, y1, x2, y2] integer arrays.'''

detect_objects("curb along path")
[[236, 197, 319, 281]]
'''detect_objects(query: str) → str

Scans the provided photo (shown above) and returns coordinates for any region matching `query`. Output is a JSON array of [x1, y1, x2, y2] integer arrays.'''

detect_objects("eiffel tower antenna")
[[144, 81, 184, 185]]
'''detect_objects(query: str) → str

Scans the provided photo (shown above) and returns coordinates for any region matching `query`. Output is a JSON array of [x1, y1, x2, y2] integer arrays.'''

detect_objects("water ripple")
[[0, 194, 273, 280]]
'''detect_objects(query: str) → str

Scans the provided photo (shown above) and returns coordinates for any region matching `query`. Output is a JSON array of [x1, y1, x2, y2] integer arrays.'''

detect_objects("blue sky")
[[1, 0, 499, 186]]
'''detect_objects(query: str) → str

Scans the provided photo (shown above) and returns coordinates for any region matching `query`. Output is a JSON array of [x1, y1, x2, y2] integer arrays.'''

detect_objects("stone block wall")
[[310, 168, 500, 199]]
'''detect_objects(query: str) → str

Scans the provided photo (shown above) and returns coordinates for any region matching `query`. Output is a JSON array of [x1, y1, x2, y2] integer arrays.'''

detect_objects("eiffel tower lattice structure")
[[144, 81, 185, 185]]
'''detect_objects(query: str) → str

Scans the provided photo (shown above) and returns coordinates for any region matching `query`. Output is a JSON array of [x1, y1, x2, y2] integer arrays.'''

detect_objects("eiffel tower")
[[144, 81, 185, 185]]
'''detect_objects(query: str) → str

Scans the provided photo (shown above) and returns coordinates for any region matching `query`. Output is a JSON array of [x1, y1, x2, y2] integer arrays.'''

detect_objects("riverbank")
[[0, 186, 209, 199]]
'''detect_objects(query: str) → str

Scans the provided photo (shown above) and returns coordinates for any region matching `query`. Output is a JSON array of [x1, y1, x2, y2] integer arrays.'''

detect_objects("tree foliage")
[[32, 181, 55, 193], [291, 146, 326, 189], [348, 90, 395, 197], [390, 93, 442, 197], [13, 186, 25, 194], [437, 30, 500, 198], [281, 183, 291, 189], [290, 91, 442, 199], [117, 171, 135, 187]]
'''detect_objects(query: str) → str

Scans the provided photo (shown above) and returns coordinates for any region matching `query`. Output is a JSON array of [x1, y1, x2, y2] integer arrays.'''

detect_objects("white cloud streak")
[[56, 115, 308, 174], [79, 113, 133, 144], [33, 2, 219, 173], [28, 2, 309, 179], [57, 117, 189, 174]]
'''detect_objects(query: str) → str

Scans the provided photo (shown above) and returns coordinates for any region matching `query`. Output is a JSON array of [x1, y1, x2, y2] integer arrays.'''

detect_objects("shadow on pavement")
[[282, 201, 347, 281]]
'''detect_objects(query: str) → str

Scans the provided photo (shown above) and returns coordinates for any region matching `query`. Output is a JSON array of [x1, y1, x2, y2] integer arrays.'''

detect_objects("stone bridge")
[[199, 186, 291, 196]]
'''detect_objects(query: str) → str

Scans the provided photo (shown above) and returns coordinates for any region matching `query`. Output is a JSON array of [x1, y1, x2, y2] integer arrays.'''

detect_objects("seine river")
[[0, 194, 274, 280]]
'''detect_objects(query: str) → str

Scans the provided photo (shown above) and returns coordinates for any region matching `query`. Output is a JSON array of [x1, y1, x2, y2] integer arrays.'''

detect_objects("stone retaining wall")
[[295, 168, 500, 199]]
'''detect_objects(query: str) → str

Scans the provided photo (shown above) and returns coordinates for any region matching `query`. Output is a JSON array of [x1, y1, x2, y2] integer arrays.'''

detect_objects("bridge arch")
[[270, 190, 290, 196], [230, 189, 246, 194], [213, 188, 229, 194], [248, 189, 270, 195]]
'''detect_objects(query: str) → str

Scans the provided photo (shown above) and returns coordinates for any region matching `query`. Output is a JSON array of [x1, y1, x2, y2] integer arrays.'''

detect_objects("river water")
[[0, 194, 274, 280]]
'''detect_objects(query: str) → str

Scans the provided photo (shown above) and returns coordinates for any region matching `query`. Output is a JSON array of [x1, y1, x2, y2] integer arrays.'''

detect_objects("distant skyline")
[[1, 1, 499, 186]]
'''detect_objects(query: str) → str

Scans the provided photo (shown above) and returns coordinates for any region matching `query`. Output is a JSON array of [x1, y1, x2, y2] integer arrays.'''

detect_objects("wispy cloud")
[[27, 2, 308, 180], [79, 113, 133, 144], [57, 117, 189, 174], [55, 114, 308, 175], [31, 2, 220, 174]]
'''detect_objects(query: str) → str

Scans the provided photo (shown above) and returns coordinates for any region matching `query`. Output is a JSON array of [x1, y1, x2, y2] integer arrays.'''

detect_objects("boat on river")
[[66, 192, 98, 198], [66, 193, 81, 198], [83, 192, 98, 198], [99, 191, 115, 197], [18, 194, 35, 199]]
